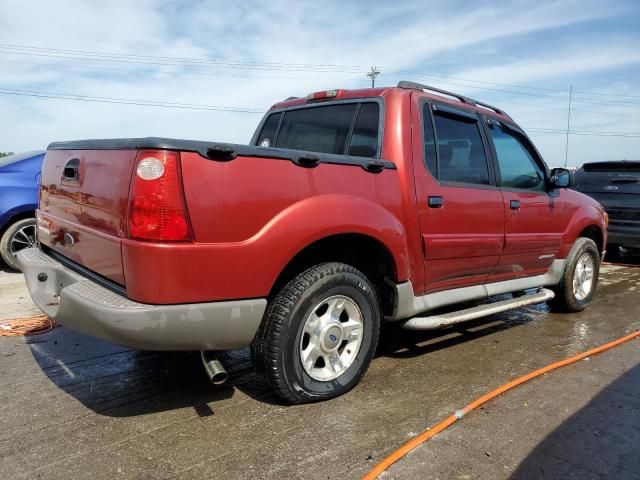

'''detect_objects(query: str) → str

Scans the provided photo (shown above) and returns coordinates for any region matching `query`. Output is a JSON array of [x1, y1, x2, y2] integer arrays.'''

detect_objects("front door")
[[483, 120, 564, 282], [412, 96, 505, 293]]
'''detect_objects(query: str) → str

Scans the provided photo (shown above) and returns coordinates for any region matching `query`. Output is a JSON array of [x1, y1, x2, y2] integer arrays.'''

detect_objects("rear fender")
[[123, 194, 411, 304], [253, 194, 410, 282]]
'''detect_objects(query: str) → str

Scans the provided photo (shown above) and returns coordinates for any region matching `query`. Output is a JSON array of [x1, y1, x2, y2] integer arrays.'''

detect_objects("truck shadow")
[[605, 246, 640, 266], [378, 298, 544, 359], [25, 301, 537, 416], [25, 329, 245, 417], [25, 256, 638, 416], [509, 362, 640, 479]]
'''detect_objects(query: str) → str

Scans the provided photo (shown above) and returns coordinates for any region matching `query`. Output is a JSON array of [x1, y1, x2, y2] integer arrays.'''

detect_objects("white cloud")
[[0, 0, 638, 164]]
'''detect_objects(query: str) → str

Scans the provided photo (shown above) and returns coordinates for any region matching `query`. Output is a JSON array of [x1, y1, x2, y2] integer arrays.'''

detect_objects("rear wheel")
[[0, 218, 36, 271], [251, 262, 380, 404], [548, 238, 600, 313]]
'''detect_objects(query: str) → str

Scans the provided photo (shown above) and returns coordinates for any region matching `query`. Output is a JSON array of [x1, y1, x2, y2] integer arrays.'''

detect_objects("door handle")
[[428, 196, 444, 208], [510, 200, 521, 210]]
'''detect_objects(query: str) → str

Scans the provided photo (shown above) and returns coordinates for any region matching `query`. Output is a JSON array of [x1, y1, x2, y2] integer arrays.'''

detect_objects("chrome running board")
[[401, 288, 555, 330], [388, 259, 566, 320]]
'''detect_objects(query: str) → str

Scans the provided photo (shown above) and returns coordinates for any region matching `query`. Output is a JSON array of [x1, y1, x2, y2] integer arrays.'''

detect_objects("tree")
[[0, 152, 14, 158]]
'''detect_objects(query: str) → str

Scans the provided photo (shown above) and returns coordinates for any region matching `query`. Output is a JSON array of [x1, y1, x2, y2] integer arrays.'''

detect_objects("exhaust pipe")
[[200, 350, 228, 384]]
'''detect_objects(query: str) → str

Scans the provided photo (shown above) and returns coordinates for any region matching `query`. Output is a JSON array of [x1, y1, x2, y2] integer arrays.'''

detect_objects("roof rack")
[[397, 80, 505, 116]]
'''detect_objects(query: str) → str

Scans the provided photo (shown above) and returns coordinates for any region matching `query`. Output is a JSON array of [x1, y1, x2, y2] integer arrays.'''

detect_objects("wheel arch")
[[269, 233, 400, 317], [559, 203, 607, 258], [577, 224, 604, 257], [0, 206, 36, 236]]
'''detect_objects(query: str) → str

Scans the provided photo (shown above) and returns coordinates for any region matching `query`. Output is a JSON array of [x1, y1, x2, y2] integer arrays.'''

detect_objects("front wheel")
[[251, 263, 380, 404], [548, 238, 600, 313]]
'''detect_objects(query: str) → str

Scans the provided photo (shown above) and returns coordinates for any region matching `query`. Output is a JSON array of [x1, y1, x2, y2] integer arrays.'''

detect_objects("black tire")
[[251, 262, 380, 404], [0, 218, 36, 271], [547, 238, 600, 313]]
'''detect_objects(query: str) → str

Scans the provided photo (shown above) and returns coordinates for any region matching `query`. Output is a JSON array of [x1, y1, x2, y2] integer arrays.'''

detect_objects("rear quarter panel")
[[123, 154, 411, 304]]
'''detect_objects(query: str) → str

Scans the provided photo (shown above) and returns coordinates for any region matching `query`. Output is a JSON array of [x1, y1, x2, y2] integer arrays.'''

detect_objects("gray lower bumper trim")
[[17, 248, 267, 351]]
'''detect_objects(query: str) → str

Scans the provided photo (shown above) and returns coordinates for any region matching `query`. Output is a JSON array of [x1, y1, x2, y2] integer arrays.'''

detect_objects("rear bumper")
[[17, 247, 267, 351]]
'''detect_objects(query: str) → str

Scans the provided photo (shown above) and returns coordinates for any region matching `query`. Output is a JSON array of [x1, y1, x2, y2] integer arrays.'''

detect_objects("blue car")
[[0, 150, 45, 271]]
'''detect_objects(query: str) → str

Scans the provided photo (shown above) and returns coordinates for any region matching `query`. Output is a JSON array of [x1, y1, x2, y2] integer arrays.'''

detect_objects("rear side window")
[[429, 108, 490, 185], [348, 103, 380, 158], [422, 106, 437, 176], [489, 125, 545, 190], [276, 104, 357, 155], [256, 112, 281, 147], [255, 102, 381, 157]]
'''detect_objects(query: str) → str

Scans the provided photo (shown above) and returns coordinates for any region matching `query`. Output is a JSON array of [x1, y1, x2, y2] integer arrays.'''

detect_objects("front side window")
[[433, 111, 490, 185], [490, 125, 545, 190], [275, 104, 357, 155]]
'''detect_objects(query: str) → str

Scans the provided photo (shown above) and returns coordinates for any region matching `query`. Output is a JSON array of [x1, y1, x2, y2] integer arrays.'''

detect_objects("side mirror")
[[548, 168, 574, 188]]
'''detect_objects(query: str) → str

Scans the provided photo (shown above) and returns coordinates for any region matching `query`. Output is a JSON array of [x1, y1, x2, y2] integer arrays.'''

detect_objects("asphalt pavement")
[[0, 251, 639, 479]]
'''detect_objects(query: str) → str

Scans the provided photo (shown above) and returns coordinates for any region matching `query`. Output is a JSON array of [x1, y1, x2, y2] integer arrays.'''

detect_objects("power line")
[[6, 48, 639, 110], [0, 58, 362, 82], [386, 71, 640, 109], [6, 56, 638, 119], [3, 42, 640, 103], [0, 46, 364, 73], [0, 43, 368, 70], [526, 128, 640, 138], [503, 98, 640, 117], [3, 87, 640, 139], [0, 87, 265, 113]]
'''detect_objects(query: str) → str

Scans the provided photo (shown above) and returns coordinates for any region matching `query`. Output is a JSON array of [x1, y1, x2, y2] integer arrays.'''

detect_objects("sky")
[[1, 0, 639, 167]]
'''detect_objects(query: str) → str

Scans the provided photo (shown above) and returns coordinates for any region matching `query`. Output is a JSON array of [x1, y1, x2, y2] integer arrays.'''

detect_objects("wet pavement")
[[0, 250, 639, 479]]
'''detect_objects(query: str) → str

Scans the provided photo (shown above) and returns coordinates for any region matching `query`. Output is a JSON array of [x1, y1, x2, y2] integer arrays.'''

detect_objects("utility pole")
[[367, 66, 380, 88], [564, 84, 573, 168]]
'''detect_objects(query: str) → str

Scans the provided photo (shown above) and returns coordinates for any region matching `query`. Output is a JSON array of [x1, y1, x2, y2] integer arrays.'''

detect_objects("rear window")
[[256, 102, 381, 157]]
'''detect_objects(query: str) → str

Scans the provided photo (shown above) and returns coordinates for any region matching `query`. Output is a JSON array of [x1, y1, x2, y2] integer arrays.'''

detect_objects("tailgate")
[[38, 149, 137, 285]]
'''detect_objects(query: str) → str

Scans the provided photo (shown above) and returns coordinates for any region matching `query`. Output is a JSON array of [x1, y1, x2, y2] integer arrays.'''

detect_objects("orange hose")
[[363, 330, 640, 480], [0, 314, 54, 336]]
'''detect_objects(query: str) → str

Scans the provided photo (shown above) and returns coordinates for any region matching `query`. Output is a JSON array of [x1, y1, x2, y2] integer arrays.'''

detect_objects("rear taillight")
[[127, 150, 192, 241]]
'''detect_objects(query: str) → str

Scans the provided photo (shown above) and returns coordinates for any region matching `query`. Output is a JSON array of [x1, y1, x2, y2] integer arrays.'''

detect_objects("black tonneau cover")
[[47, 138, 396, 173]]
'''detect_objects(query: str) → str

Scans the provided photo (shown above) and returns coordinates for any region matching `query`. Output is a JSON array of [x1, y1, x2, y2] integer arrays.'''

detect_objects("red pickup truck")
[[19, 81, 607, 404]]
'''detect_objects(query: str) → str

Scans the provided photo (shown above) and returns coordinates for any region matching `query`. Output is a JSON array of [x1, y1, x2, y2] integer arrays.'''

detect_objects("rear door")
[[412, 95, 505, 293], [484, 120, 564, 282]]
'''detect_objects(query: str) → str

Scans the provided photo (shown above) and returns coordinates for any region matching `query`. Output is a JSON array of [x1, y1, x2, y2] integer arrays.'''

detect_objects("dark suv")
[[573, 161, 640, 252]]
